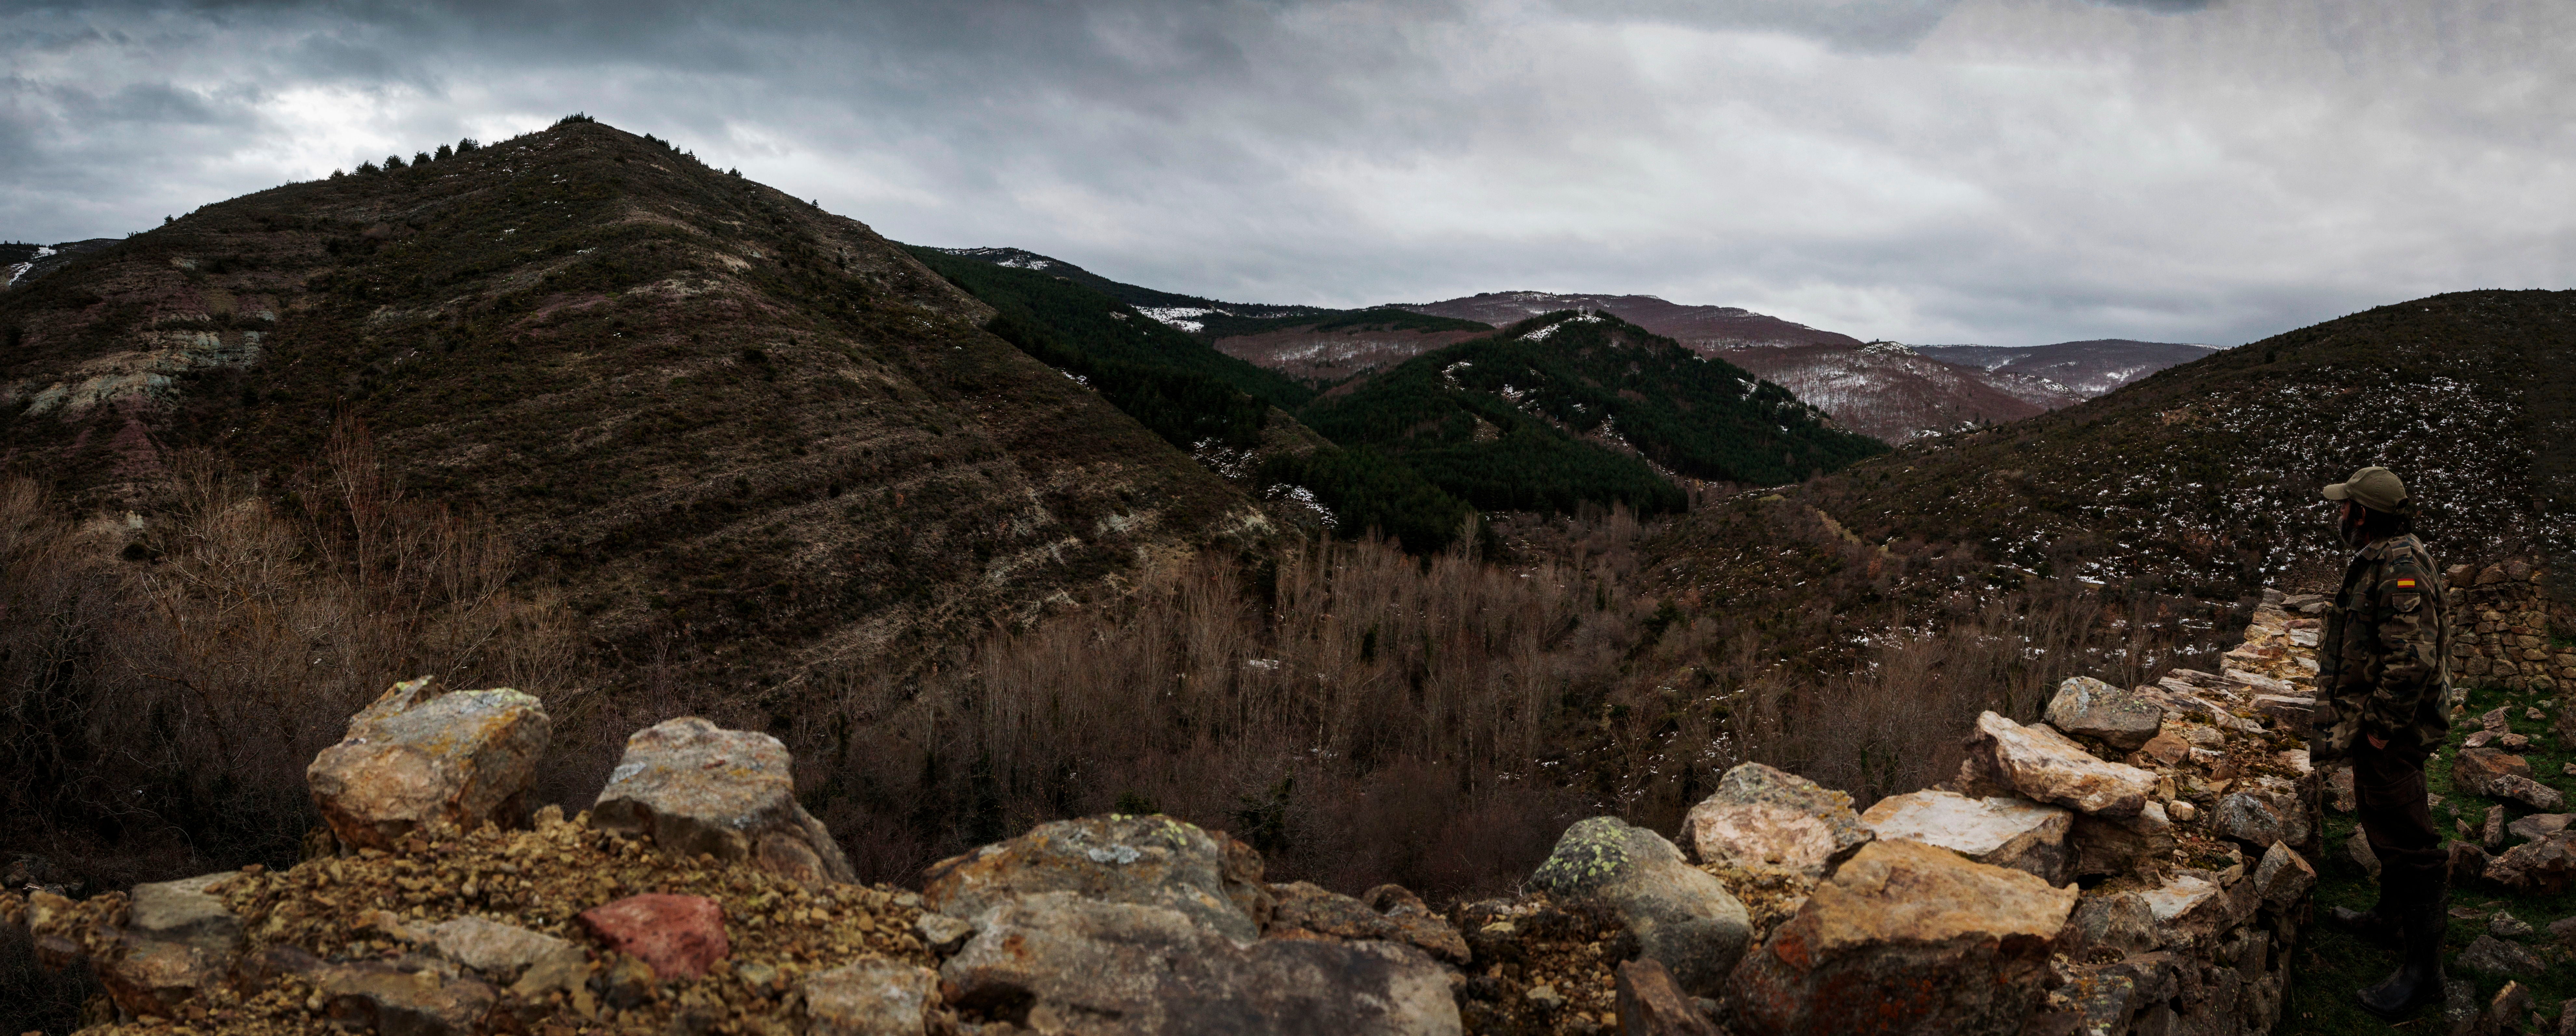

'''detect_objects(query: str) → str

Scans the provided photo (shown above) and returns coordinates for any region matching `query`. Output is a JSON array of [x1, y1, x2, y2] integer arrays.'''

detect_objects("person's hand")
[[2368, 734, 2388, 750]]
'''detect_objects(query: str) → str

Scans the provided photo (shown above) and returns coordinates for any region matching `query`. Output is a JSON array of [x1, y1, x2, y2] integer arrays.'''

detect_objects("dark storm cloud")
[[3, 0, 2569, 347]]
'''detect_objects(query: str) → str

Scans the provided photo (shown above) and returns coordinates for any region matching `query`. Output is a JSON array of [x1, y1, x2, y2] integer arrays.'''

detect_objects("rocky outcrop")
[[941, 892, 1459, 1035], [803, 959, 942, 1036], [1727, 839, 2077, 1035], [1861, 790, 2072, 885], [306, 676, 551, 851], [591, 716, 856, 883], [920, 813, 1267, 943], [1683, 762, 1874, 879], [1968, 712, 2158, 818]]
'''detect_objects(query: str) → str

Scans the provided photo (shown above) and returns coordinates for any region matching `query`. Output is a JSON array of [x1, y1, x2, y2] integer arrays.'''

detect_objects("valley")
[[4, 117, 2573, 1036]]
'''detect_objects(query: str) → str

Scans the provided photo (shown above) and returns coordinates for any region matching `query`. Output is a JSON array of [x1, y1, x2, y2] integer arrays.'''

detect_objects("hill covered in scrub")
[[1658, 290, 2576, 604], [0, 116, 1276, 704], [1297, 310, 1888, 514]]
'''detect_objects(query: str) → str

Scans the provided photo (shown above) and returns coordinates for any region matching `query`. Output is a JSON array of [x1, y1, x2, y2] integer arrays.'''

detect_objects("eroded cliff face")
[[5, 576, 2364, 1036], [0, 119, 1268, 686]]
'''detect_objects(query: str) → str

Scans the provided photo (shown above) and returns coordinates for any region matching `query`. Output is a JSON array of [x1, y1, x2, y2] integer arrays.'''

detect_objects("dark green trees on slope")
[[1297, 311, 1887, 514], [904, 246, 1314, 448], [908, 245, 1887, 545]]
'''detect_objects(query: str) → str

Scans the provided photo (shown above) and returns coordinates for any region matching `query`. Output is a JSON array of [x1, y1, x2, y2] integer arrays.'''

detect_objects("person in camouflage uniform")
[[2312, 466, 2453, 1020]]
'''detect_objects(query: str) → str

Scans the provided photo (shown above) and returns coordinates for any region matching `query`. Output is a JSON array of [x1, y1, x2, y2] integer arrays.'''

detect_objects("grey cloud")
[[0, 0, 2568, 349]]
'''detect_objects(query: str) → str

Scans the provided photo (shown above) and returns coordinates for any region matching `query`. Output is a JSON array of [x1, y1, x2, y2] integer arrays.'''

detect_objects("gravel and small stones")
[[63, 808, 932, 1035], [1451, 895, 1634, 1036]]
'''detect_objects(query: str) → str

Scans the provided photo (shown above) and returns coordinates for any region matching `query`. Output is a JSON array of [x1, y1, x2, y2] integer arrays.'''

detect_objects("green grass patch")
[[2285, 682, 2576, 1032]]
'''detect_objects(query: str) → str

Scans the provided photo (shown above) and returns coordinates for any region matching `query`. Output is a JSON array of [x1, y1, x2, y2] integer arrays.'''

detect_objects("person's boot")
[[2356, 894, 2449, 1020], [2325, 900, 2400, 947]]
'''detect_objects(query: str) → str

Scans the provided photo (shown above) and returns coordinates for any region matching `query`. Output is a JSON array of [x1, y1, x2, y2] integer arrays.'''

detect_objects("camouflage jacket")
[[2317, 533, 2452, 761]]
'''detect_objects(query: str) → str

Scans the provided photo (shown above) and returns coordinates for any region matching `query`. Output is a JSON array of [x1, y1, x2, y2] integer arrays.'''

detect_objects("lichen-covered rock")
[[940, 892, 1461, 1035], [2486, 831, 2576, 894], [2042, 677, 2165, 751], [1969, 712, 2157, 818], [920, 814, 1265, 943], [2492, 773, 2568, 811], [2453, 747, 2534, 797], [1860, 790, 2071, 886], [1684, 763, 1874, 879], [1266, 881, 1468, 964], [591, 716, 854, 882], [2457, 933, 2544, 976], [2213, 789, 2310, 849], [2048, 892, 2155, 962], [1727, 839, 2078, 1036], [802, 958, 940, 1036], [307, 677, 551, 851], [1531, 816, 1751, 997]]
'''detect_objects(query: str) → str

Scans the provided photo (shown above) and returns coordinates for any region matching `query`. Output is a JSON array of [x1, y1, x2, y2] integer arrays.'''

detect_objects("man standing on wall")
[[2313, 466, 2454, 1019]]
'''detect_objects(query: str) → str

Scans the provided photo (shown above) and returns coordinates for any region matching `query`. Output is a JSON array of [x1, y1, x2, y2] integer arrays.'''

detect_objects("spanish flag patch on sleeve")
[[2396, 579, 2417, 588]]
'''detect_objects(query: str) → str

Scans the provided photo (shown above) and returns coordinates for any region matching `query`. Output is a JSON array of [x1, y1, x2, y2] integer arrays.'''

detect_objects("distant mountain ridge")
[[1396, 291, 1862, 350], [1912, 340, 2221, 399]]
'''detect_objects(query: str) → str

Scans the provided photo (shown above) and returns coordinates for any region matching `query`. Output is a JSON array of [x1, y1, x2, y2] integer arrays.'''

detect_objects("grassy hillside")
[[1298, 310, 1888, 515]]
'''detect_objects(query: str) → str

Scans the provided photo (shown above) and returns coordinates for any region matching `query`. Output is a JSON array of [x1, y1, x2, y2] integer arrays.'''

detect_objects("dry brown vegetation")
[[0, 424, 2226, 917]]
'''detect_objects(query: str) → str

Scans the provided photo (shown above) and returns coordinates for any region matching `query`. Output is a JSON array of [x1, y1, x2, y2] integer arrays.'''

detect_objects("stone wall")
[[2446, 561, 2575, 693]]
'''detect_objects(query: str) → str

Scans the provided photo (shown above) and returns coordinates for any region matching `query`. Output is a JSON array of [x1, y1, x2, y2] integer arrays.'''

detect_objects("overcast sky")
[[4, 0, 2569, 346]]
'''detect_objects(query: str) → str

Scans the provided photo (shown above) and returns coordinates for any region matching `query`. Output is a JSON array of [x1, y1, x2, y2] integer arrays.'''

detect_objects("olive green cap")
[[2322, 466, 2409, 513]]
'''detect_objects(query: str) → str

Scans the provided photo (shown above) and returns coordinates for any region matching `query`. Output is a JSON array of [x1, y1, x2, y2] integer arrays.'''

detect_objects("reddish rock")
[[1616, 958, 1719, 1036], [2452, 748, 2533, 797], [578, 894, 729, 979]]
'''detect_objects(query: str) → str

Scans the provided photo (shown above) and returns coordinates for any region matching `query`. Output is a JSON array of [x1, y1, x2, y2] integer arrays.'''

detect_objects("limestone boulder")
[[940, 892, 1460, 1035], [1860, 790, 2072, 886], [307, 677, 551, 851], [1683, 763, 1873, 879], [1531, 816, 1752, 997], [803, 958, 940, 1036], [2042, 677, 2165, 751], [97, 872, 246, 1016], [313, 957, 499, 1036], [419, 916, 579, 982], [591, 716, 854, 882], [2253, 842, 2316, 910], [921, 814, 1265, 943], [1727, 839, 2078, 1036], [2507, 813, 2572, 843], [1969, 712, 2157, 818]]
